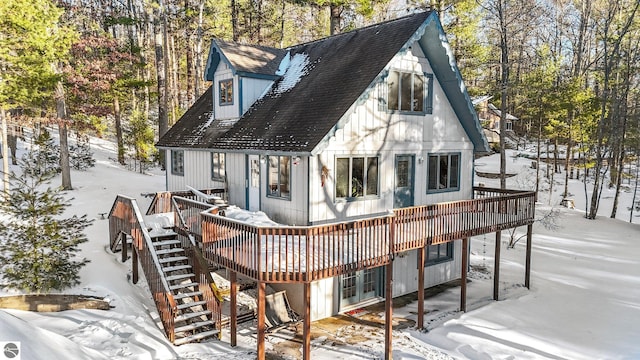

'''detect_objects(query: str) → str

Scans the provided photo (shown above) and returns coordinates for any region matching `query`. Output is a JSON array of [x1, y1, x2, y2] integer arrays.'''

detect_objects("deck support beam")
[[385, 262, 393, 360], [230, 270, 237, 347], [303, 281, 311, 360], [525, 224, 533, 289], [417, 247, 425, 330], [494, 231, 501, 301], [461, 238, 468, 312], [121, 232, 128, 263], [257, 281, 266, 360]]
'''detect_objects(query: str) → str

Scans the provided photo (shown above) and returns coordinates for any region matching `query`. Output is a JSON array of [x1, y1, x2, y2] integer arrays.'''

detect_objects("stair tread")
[[177, 300, 207, 310], [154, 239, 181, 247], [174, 319, 215, 334], [174, 329, 219, 345], [166, 273, 195, 282], [174, 310, 211, 322], [163, 264, 192, 272], [173, 291, 202, 300], [158, 256, 188, 264], [170, 282, 199, 291], [156, 248, 184, 255]]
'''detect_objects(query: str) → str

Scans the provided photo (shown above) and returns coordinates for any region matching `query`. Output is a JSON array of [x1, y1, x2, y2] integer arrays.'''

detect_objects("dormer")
[[205, 40, 287, 120]]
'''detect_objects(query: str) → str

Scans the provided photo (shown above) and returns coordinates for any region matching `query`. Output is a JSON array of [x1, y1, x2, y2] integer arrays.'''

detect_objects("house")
[[473, 95, 519, 146], [119, 10, 536, 359]]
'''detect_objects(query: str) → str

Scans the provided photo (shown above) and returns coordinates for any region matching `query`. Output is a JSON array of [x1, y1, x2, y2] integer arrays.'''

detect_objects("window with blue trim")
[[335, 156, 379, 200], [427, 153, 460, 192], [385, 71, 433, 114], [211, 152, 225, 180], [425, 243, 453, 265], [171, 150, 184, 176], [219, 79, 233, 105], [267, 156, 290, 199]]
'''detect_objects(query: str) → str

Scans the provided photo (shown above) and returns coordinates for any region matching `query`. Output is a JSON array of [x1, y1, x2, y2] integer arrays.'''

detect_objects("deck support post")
[[121, 232, 127, 263], [461, 238, 468, 312], [257, 281, 266, 360], [303, 281, 311, 360], [230, 270, 238, 347], [385, 262, 393, 360], [417, 247, 425, 330], [525, 224, 533, 289], [131, 246, 138, 284], [494, 231, 501, 301]]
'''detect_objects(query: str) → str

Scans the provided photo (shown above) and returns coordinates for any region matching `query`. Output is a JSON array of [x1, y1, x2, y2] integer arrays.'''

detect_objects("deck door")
[[340, 268, 379, 307], [394, 155, 415, 208], [247, 155, 260, 211]]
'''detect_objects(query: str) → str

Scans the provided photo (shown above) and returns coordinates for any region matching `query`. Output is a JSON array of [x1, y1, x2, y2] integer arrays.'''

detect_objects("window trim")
[[266, 155, 291, 200], [335, 155, 380, 202], [171, 150, 184, 176], [383, 70, 433, 115], [424, 243, 454, 266], [426, 152, 461, 193], [211, 152, 226, 181], [218, 78, 233, 106]]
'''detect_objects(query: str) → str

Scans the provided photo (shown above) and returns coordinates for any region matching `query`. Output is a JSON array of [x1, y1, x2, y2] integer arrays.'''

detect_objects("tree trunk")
[[195, 0, 204, 97], [1, 108, 9, 195], [231, 0, 239, 41], [55, 80, 72, 190], [114, 97, 125, 165], [498, 0, 509, 190], [154, 4, 169, 165], [330, 4, 341, 35]]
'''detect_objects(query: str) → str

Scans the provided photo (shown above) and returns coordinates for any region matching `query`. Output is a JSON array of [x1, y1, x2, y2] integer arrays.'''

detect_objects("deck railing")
[[199, 188, 535, 283], [108, 195, 178, 342]]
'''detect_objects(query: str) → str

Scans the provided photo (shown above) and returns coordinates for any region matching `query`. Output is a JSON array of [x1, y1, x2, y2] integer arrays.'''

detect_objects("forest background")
[[0, 0, 639, 221]]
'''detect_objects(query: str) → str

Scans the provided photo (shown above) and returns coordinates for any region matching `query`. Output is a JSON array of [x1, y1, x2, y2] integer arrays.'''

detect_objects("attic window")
[[385, 71, 433, 114], [219, 79, 233, 106]]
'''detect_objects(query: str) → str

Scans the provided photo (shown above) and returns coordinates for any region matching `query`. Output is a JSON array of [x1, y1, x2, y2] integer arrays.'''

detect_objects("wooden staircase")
[[108, 193, 223, 346], [152, 236, 218, 345]]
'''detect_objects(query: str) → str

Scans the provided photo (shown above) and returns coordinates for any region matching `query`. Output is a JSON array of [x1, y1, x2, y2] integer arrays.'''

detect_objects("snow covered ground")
[[1, 135, 639, 360]]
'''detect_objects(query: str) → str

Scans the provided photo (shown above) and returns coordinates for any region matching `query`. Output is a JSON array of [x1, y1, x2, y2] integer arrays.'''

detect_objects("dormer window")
[[384, 71, 433, 114], [219, 79, 233, 105]]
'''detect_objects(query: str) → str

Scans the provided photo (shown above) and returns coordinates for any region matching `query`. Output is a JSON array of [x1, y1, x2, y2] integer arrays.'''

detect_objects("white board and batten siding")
[[308, 44, 475, 224], [259, 156, 309, 225], [166, 150, 225, 191]]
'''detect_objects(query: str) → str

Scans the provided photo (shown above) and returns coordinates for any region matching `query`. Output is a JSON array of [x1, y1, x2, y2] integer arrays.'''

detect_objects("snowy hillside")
[[0, 136, 639, 360]]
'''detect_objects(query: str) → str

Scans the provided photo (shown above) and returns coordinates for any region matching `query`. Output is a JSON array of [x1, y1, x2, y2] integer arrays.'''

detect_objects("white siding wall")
[[241, 78, 273, 114], [225, 153, 247, 208], [309, 44, 474, 224], [260, 156, 309, 225], [271, 277, 336, 321], [166, 150, 225, 191], [213, 63, 239, 120]]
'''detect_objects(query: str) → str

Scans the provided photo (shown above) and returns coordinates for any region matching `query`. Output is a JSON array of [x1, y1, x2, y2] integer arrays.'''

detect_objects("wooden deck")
[[185, 187, 536, 283]]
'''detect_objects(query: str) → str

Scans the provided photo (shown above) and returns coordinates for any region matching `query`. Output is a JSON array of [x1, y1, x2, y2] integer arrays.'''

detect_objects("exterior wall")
[[308, 44, 475, 224], [259, 156, 309, 225], [225, 153, 247, 208], [241, 77, 273, 114], [271, 277, 337, 321], [165, 149, 225, 191], [213, 62, 239, 120]]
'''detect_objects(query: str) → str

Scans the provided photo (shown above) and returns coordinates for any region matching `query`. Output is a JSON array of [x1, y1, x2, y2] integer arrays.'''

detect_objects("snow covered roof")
[[205, 40, 287, 80]]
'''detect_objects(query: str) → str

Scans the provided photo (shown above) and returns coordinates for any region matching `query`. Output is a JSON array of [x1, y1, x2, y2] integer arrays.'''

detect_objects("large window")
[[425, 243, 453, 265], [267, 156, 290, 199], [427, 153, 460, 192], [171, 150, 184, 176], [386, 70, 432, 113], [211, 152, 225, 180], [336, 156, 379, 200], [219, 79, 233, 105]]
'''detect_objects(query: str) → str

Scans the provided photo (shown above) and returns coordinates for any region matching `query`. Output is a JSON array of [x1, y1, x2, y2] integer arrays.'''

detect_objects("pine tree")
[[0, 150, 92, 293]]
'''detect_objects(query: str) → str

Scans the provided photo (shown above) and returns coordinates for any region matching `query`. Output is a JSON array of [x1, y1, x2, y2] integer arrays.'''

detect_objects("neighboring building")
[[473, 96, 519, 146]]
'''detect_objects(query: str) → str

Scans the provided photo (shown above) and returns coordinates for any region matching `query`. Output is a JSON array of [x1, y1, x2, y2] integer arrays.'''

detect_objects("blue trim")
[[239, 77, 243, 114], [236, 71, 280, 80], [425, 73, 433, 114], [245, 154, 250, 209], [417, 14, 490, 153]]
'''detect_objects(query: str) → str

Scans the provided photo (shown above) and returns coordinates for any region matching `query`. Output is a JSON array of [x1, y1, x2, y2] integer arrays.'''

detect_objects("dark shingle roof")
[[215, 40, 287, 76], [209, 12, 431, 152], [156, 87, 235, 148]]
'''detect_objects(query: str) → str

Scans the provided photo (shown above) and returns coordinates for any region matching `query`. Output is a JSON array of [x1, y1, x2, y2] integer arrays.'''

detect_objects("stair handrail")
[[169, 195, 223, 337], [108, 195, 179, 342]]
